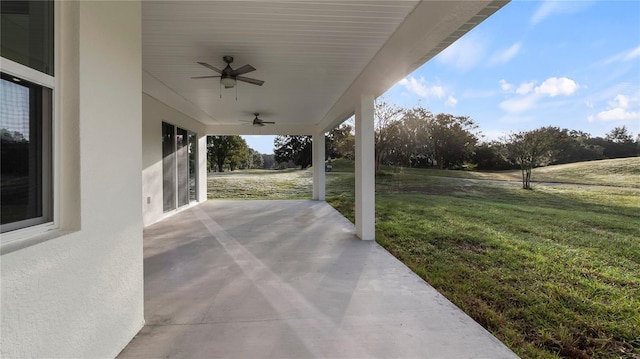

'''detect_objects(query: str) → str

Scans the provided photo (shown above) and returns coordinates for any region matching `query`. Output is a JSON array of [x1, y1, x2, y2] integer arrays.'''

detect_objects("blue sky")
[[244, 0, 640, 154]]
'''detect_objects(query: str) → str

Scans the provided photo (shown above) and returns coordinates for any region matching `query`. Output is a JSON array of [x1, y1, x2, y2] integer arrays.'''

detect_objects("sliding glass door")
[[162, 122, 176, 212], [162, 122, 197, 212], [188, 132, 197, 202]]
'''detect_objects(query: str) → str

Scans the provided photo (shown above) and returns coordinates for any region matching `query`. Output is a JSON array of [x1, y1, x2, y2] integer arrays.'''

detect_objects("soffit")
[[141, 1, 508, 133]]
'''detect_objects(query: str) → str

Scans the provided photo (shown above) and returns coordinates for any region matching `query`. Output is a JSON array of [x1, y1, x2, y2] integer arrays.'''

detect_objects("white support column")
[[198, 134, 208, 202], [312, 131, 326, 200], [355, 94, 375, 240]]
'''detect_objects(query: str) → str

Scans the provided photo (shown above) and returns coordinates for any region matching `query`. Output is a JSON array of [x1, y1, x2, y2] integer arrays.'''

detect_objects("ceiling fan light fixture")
[[221, 76, 236, 88]]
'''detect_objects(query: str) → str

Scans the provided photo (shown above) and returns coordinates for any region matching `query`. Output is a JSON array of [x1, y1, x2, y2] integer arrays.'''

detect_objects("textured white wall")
[[142, 93, 207, 227], [1, 2, 144, 358]]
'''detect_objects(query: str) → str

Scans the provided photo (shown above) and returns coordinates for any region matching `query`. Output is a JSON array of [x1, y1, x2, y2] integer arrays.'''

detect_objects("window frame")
[[0, 72, 53, 232], [0, 3, 59, 243]]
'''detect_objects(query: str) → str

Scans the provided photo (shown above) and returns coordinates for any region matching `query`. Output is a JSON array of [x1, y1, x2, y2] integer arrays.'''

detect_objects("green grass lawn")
[[208, 159, 640, 358]]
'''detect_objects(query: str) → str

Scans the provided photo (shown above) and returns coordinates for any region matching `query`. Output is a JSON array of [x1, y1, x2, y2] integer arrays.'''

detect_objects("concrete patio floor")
[[117, 200, 518, 358]]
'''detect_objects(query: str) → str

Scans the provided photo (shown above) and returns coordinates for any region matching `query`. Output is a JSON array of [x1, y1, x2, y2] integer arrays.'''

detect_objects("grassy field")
[[328, 157, 640, 188], [208, 158, 640, 358], [208, 168, 312, 199]]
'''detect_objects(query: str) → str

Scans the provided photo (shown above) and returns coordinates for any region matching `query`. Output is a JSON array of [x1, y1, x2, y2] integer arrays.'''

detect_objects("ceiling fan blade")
[[231, 64, 256, 76], [190, 75, 221, 79], [197, 62, 223, 74], [236, 76, 264, 86], [262, 121, 275, 124]]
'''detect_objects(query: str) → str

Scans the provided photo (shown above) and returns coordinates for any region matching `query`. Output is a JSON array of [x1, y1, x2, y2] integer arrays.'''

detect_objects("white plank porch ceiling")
[[142, 1, 508, 133]]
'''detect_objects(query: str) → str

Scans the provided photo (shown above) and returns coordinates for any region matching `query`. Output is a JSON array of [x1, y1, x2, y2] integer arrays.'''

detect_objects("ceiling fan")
[[250, 113, 275, 127], [191, 56, 264, 88]]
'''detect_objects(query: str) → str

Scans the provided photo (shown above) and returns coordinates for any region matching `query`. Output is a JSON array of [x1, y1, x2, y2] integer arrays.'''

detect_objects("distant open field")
[[208, 168, 312, 199], [208, 158, 640, 358], [329, 156, 640, 188]]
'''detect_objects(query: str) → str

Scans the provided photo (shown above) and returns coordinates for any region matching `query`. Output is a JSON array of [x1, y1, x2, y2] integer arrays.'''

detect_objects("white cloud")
[[437, 33, 488, 72], [601, 45, 640, 65], [499, 79, 513, 92], [445, 95, 458, 107], [531, 0, 593, 25], [489, 42, 522, 65], [623, 46, 640, 61], [398, 77, 445, 99], [611, 94, 629, 109], [516, 82, 536, 95], [534, 77, 579, 97], [596, 108, 639, 121], [398, 77, 460, 107], [499, 94, 540, 113], [593, 94, 640, 122], [499, 77, 580, 115], [531, 1, 560, 25]]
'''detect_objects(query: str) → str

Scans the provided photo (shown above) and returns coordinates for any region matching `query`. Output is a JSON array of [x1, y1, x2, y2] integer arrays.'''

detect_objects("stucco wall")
[[142, 93, 207, 227], [1, 2, 144, 358]]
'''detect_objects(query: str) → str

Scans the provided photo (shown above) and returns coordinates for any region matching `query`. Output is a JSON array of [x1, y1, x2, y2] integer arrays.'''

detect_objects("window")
[[162, 122, 197, 213], [188, 132, 197, 202], [1, 74, 52, 233], [1, 1, 54, 75], [162, 122, 176, 212], [1, 1, 54, 234]]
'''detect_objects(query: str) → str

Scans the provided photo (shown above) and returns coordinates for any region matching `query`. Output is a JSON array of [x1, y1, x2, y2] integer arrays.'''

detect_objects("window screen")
[[1, 73, 52, 232]]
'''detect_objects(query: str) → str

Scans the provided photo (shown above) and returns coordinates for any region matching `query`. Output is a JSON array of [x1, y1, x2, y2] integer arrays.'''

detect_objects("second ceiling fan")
[[192, 56, 264, 88], [250, 113, 275, 127]]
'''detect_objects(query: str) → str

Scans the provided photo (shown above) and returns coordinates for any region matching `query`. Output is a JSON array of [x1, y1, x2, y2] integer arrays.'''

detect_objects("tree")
[[262, 154, 277, 169], [327, 123, 354, 160], [227, 142, 248, 171], [207, 135, 248, 172], [427, 113, 480, 169], [601, 126, 638, 158], [374, 101, 480, 171], [472, 141, 511, 170], [274, 135, 313, 169], [241, 148, 264, 169], [551, 129, 604, 164], [250, 149, 264, 169], [605, 126, 634, 143], [504, 127, 562, 189], [385, 106, 431, 168], [374, 99, 404, 173]]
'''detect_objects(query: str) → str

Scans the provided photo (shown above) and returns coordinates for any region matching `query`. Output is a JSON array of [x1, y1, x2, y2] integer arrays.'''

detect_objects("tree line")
[[208, 100, 638, 188], [208, 136, 266, 172], [367, 101, 638, 171], [207, 135, 298, 172]]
